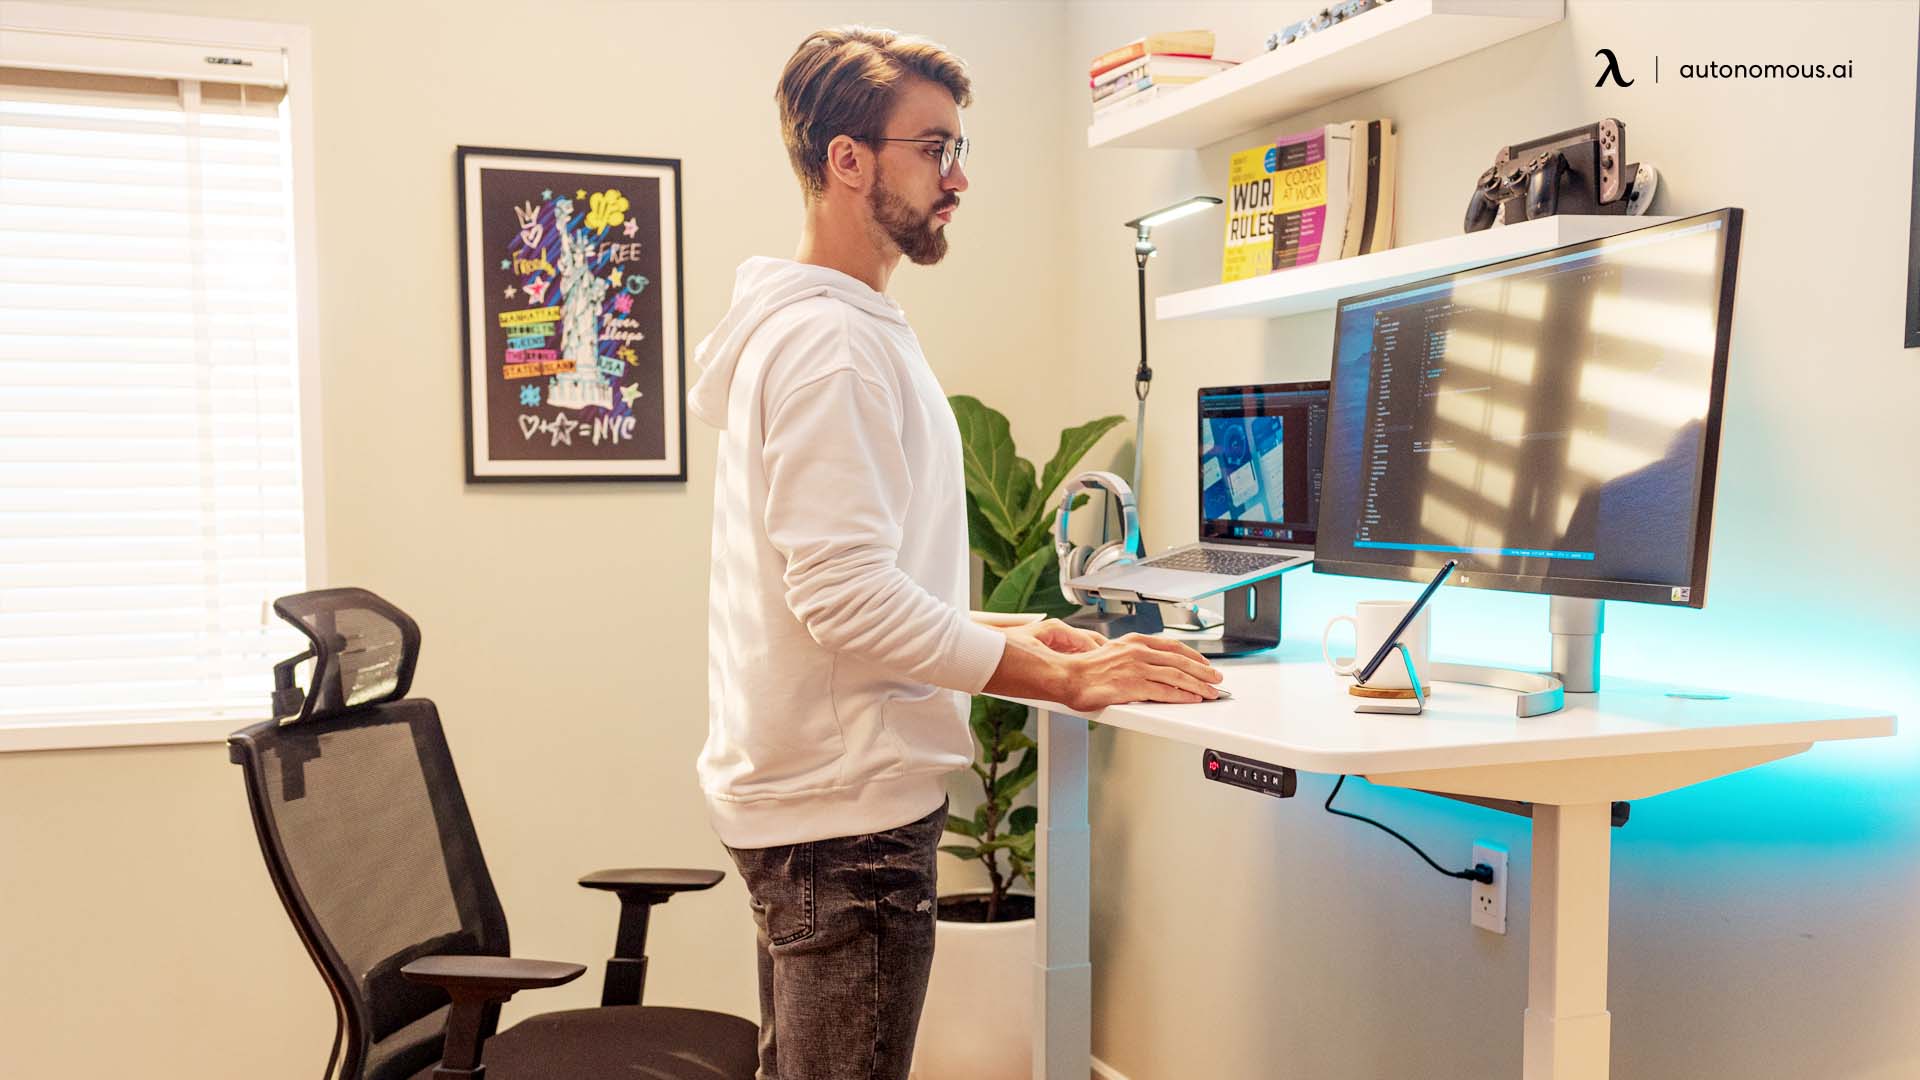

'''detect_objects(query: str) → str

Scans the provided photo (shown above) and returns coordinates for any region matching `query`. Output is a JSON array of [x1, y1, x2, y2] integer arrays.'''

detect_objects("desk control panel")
[[1202, 748, 1297, 799]]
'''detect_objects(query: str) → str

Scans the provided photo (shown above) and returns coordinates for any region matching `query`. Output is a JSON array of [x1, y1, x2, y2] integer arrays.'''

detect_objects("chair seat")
[[410, 1005, 758, 1080]]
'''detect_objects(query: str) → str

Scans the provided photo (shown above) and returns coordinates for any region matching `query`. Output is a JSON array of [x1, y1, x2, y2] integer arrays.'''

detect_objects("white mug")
[[1322, 600, 1432, 690]]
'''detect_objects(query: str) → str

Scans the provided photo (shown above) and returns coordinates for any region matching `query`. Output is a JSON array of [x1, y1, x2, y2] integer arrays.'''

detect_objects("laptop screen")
[[1197, 381, 1329, 547]]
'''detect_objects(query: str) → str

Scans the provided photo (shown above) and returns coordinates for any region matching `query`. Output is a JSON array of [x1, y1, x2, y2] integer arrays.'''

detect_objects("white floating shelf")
[[1088, 0, 1563, 150], [1157, 216, 1675, 322]]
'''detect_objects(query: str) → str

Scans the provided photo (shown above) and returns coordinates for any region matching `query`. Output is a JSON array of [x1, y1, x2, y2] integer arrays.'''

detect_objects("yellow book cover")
[[1221, 142, 1277, 283]]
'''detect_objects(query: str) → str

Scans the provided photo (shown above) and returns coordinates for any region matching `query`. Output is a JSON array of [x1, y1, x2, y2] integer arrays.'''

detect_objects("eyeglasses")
[[857, 134, 970, 178]]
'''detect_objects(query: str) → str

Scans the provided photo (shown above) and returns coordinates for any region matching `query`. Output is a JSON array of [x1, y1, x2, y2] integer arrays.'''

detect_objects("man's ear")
[[823, 133, 872, 194]]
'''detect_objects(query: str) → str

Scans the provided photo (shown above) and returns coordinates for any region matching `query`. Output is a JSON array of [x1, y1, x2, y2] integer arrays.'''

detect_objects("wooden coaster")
[[1348, 683, 1419, 700]]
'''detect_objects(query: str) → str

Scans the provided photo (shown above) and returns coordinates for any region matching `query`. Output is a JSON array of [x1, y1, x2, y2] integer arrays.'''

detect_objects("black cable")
[[1323, 775, 1494, 884]]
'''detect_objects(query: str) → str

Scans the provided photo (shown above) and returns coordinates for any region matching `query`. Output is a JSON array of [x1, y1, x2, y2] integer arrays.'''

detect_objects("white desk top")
[[1001, 640, 1895, 778]]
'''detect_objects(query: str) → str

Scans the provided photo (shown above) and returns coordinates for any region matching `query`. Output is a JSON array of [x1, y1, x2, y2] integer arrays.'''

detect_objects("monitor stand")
[[1066, 598, 1163, 639], [1194, 576, 1281, 659], [1548, 595, 1604, 693]]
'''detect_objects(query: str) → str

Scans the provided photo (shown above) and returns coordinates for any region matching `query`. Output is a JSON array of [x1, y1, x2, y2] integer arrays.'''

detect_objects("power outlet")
[[1471, 842, 1508, 934]]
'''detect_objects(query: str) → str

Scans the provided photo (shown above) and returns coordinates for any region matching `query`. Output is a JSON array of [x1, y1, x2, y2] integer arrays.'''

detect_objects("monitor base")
[[1549, 596, 1604, 692]]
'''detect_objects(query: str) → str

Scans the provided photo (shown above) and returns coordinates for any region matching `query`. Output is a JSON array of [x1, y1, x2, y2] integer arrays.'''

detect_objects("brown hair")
[[776, 26, 972, 201]]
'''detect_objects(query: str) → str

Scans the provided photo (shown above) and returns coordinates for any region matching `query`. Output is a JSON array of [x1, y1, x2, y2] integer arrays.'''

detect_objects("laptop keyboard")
[[1140, 547, 1298, 575]]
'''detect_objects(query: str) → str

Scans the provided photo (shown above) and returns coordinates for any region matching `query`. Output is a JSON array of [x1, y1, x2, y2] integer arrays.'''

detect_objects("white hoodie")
[[687, 257, 1008, 848]]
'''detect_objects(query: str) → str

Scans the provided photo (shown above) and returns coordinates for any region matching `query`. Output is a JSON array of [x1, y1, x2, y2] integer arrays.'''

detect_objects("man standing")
[[686, 26, 1222, 1080]]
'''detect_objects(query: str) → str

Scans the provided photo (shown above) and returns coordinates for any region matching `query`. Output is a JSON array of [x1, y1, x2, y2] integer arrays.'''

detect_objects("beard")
[[868, 166, 953, 266]]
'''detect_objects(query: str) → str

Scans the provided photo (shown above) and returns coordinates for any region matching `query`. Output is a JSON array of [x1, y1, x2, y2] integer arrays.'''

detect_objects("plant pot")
[[910, 891, 1034, 1080]]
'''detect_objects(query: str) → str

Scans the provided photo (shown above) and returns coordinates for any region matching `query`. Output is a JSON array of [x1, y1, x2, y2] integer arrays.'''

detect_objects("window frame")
[[0, 1, 326, 753]]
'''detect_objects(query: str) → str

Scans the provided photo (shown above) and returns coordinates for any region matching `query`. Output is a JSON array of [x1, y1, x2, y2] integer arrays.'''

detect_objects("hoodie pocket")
[[880, 686, 974, 771]]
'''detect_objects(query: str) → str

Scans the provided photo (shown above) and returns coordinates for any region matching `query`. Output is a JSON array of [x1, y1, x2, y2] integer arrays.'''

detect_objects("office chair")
[[229, 587, 758, 1079]]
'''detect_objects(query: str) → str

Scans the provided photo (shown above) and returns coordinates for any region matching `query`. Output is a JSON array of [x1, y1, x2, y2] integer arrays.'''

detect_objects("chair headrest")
[[270, 588, 421, 724]]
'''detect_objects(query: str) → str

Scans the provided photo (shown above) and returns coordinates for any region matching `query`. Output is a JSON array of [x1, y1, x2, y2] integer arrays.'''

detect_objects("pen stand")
[[1194, 576, 1282, 659], [1348, 643, 1427, 715]]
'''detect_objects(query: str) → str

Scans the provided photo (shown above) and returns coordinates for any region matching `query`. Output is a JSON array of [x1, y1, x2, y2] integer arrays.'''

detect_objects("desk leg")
[[1524, 801, 1613, 1080], [1035, 708, 1092, 1080]]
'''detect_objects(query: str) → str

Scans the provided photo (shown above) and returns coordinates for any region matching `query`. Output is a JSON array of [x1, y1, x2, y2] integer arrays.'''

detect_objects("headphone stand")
[[1193, 576, 1282, 659]]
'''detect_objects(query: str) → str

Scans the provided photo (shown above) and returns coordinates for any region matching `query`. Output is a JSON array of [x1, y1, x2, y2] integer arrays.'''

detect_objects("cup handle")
[[1322, 615, 1359, 675]]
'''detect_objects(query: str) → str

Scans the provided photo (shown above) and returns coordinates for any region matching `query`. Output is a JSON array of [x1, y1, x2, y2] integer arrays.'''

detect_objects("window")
[[0, 6, 322, 750]]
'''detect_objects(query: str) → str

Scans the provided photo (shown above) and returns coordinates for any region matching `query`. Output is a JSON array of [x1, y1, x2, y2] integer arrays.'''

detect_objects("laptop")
[[1068, 380, 1328, 604]]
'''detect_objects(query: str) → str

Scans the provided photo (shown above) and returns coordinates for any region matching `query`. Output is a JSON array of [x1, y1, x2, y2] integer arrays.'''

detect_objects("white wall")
[[1061, 2, 1920, 1078], [7, 2, 1920, 1079], [0, 2, 1072, 1076]]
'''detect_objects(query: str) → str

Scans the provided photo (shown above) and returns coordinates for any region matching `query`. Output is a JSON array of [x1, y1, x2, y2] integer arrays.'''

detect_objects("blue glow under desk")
[[994, 643, 1895, 1080]]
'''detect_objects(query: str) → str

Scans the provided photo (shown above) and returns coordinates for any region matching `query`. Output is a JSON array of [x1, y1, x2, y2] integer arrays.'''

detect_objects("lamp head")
[[1124, 195, 1222, 258]]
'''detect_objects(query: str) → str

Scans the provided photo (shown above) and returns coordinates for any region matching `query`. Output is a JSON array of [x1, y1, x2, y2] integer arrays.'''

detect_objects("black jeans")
[[724, 800, 947, 1080]]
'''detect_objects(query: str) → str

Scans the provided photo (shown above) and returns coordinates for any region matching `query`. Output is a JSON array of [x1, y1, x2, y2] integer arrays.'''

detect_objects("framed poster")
[[457, 146, 685, 480]]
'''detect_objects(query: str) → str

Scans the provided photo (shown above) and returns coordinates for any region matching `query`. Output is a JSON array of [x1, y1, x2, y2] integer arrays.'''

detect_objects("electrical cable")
[[1323, 775, 1494, 884]]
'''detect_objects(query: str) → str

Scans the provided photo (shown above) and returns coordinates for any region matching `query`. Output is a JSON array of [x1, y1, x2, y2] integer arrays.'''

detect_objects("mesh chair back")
[[231, 589, 509, 1080]]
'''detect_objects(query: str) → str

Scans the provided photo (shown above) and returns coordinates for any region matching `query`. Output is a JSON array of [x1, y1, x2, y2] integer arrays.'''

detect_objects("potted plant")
[[911, 396, 1122, 1080]]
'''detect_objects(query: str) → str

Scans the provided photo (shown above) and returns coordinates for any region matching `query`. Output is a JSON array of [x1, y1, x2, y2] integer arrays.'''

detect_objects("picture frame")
[[456, 146, 686, 480]]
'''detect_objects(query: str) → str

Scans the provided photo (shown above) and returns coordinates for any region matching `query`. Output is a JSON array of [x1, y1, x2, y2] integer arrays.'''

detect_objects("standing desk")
[[1000, 645, 1896, 1080]]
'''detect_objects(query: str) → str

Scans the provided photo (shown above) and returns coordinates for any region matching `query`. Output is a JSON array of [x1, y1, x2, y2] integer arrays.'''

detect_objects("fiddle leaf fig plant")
[[944, 395, 1124, 921]]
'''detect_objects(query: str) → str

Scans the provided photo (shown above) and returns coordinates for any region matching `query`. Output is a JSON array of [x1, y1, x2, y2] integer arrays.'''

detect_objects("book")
[[1271, 124, 1352, 270], [1094, 77, 1152, 107], [1091, 69, 1217, 106], [1225, 118, 1396, 274], [1337, 118, 1397, 259], [1089, 30, 1215, 78], [1092, 84, 1164, 116], [1220, 142, 1278, 282], [1091, 54, 1234, 89]]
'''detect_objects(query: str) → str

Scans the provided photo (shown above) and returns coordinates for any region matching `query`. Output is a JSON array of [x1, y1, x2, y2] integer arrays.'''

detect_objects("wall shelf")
[[1087, 0, 1564, 151], [1156, 215, 1674, 322]]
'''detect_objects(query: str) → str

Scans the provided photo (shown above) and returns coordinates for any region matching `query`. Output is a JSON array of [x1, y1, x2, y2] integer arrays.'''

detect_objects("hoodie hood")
[[688, 256, 907, 429]]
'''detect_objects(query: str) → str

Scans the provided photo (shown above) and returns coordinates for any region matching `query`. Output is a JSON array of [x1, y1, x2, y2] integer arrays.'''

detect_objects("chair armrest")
[[401, 957, 585, 1077], [577, 867, 725, 900], [576, 868, 724, 1008], [401, 955, 586, 996]]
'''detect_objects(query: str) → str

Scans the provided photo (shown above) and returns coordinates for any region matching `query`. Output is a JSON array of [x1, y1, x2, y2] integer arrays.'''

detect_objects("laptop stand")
[[1193, 575, 1281, 659]]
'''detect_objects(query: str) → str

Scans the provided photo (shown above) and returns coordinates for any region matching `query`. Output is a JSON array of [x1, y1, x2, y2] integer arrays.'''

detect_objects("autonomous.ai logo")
[[1594, 48, 1634, 87]]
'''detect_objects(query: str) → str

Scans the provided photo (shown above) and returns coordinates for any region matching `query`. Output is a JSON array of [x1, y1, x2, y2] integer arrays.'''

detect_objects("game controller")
[[1462, 118, 1656, 232]]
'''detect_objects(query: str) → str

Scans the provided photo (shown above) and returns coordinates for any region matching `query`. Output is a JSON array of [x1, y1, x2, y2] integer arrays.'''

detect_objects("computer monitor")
[[1198, 380, 1328, 549], [1315, 209, 1743, 615]]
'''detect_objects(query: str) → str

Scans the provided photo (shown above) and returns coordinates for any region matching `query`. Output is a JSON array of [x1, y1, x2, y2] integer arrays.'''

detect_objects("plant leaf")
[[939, 844, 983, 861], [1026, 414, 1126, 534], [993, 748, 1038, 801], [1015, 494, 1082, 562], [950, 396, 1036, 543], [968, 696, 997, 756], [1008, 805, 1038, 835], [945, 815, 980, 839], [966, 492, 1015, 578], [983, 544, 1053, 614], [996, 730, 1036, 757]]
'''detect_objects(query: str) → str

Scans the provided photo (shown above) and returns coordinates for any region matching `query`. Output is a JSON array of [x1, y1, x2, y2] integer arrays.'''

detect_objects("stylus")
[[1354, 559, 1457, 685]]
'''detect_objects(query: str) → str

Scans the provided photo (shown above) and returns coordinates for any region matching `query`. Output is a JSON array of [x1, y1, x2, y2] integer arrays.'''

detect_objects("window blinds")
[[0, 64, 309, 731]]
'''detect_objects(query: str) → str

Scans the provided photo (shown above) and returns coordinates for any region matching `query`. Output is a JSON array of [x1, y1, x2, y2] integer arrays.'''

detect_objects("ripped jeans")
[[723, 800, 947, 1080]]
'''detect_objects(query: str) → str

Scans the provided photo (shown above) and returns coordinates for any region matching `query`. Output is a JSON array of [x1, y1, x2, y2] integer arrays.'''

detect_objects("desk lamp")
[[1122, 196, 1222, 512]]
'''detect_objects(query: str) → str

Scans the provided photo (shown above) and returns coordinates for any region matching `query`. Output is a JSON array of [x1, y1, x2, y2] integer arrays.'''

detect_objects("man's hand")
[[983, 629, 1221, 711], [1056, 633, 1221, 710], [1001, 618, 1106, 654]]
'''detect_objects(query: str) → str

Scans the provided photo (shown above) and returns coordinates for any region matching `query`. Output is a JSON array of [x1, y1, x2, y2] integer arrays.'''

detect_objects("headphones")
[[1054, 470, 1143, 607]]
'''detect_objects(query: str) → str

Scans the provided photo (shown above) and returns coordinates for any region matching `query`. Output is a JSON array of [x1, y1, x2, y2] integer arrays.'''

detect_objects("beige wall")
[[9, 2, 1920, 1079], [0, 2, 1073, 1076], [1061, 2, 1920, 1079]]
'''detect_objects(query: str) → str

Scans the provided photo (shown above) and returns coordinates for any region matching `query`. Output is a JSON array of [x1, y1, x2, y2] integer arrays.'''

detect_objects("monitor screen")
[[1198, 381, 1328, 547], [1314, 209, 1743, 607]]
